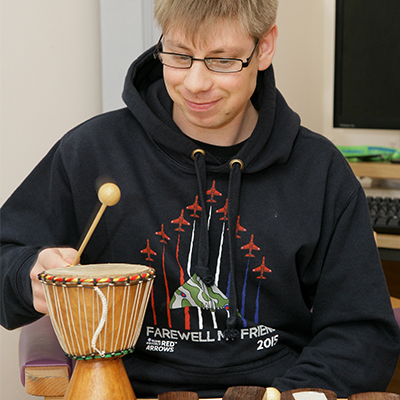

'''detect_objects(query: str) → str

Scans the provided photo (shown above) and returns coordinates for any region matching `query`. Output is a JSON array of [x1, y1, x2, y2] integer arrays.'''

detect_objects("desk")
[[349, 162, 400, 180], [376, 234, 400, 251], [348, 162, 400, 251]]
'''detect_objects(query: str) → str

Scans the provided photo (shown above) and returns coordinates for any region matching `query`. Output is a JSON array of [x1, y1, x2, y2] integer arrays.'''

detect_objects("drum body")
[[39, 264, 155, 360]]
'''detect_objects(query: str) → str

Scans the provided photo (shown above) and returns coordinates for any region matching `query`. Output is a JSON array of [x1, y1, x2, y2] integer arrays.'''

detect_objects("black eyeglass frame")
[[153, 35, 259, 73]]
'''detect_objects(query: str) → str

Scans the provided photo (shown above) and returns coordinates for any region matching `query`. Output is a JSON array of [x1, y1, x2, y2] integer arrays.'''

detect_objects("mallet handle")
[[71, 204, 107, 266]]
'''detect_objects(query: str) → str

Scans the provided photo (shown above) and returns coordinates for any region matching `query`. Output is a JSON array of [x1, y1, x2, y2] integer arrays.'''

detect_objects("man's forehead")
[[163, 21, 252, 50]]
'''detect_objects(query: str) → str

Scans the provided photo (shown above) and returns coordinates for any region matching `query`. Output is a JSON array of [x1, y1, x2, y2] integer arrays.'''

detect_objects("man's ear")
[[257, 24, 278, 71]]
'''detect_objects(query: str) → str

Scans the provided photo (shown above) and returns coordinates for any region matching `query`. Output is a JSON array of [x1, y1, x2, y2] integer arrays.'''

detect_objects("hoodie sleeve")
[[0, 140, 80, 330], [272, 182, 400, 396]]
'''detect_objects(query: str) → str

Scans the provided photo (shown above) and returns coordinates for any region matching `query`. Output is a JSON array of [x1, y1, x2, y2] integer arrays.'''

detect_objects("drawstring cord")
[[192, 149, 214, 286], [192, 149, 243, 340], [224, 159, 243, 340]]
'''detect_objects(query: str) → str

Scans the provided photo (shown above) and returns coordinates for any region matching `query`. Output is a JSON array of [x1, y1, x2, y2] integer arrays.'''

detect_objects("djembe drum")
[[39, 263, 155, 400]]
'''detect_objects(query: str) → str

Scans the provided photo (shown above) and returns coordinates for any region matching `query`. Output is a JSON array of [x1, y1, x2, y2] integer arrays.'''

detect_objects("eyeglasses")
[[153, 35, 259, 73]]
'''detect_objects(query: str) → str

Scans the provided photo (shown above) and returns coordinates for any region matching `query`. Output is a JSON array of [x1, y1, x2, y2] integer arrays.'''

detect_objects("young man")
[[1, 0, 399, 397]]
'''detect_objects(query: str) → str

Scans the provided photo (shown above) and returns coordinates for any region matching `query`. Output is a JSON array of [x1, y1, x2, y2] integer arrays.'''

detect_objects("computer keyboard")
[[367, 196, 400, 234]]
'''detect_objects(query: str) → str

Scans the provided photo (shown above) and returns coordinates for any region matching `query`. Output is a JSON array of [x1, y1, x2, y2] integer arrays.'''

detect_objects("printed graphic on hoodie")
[[140, 180, 278, 352]]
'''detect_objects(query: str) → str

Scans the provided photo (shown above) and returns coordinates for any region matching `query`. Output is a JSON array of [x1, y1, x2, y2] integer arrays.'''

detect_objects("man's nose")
[[183, 60, 214, 93]]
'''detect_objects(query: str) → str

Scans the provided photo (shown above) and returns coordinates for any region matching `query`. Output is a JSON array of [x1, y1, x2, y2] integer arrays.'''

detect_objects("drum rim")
[[66, 347, 136, 361], [38, 264, 155, 286]]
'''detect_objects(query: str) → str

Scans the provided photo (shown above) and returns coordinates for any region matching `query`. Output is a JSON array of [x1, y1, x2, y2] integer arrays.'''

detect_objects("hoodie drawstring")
[[192, 149, 214, 286], [192, 149, 243, 340], [224, 159, 243, 340]]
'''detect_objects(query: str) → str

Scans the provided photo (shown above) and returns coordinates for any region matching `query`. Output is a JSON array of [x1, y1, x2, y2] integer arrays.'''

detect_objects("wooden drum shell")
[[39, 263, 155, 360]]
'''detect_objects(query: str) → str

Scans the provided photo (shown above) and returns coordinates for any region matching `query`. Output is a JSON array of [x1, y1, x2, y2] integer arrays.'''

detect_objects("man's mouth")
[[185, 98, 221, 112]]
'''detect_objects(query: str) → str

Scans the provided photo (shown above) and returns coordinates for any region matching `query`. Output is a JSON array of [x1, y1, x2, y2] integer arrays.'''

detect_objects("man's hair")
[[153, 0, 278, 42]]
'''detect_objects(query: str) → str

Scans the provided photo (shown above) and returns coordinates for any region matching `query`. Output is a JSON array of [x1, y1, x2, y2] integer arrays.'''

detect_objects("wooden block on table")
[[348, 392, 400, 400], [158, 392, 199, 400], [222, 386, 266, 400], [281, 388, 337, 400], [25, 365, 69, 397]]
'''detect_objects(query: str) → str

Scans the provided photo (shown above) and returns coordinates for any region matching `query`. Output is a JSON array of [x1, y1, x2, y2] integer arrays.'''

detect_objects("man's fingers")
[[30, 247, 79, 314]]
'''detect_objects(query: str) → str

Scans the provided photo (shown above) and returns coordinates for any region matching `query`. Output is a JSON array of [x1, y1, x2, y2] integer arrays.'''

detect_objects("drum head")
[[44, 263, 150, 278], [40, 263, 154, 285]]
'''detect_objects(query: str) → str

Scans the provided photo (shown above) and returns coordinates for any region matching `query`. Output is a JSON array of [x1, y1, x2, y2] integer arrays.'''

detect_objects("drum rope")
[[119, 286, 127, 349], [111, 284, 116, 350], [56, 285, 72, 354], [64, 285, 83, 356], [121, 284, 131, 349], [76, 286, 85, 356], [91, 286, 108, 357], [133, 282, 146, 347], [126, 282, 141, 349], [135, 280, 152, 344], [102, 285, 111, 352], [82, 287, 91, 355], [46, 286, 67, 353], [113, 284, 128, 350]]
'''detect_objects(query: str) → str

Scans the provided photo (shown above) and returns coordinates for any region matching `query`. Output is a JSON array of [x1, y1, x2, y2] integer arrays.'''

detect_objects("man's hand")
[[30, 247, 79, 314]]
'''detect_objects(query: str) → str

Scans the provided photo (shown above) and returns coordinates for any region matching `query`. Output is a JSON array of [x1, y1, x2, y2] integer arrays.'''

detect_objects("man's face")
[[161, 21, 265, 144]]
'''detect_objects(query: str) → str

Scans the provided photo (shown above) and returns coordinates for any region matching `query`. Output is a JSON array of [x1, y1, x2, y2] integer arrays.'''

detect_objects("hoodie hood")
[[122, 45, 301, 338], [122, 46, 301, 174]]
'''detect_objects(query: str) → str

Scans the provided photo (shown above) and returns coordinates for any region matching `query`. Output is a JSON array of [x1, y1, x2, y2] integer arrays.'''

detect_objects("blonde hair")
[[153, 0, 278, 42]]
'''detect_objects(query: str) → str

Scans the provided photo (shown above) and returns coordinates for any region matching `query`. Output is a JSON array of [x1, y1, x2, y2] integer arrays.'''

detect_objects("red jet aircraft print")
[[141, 239, 157, 262]]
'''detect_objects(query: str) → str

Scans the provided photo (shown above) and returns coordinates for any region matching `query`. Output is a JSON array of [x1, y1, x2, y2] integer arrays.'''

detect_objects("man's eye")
[[172, 55, 190, 63], [209, 59, 236, 68]]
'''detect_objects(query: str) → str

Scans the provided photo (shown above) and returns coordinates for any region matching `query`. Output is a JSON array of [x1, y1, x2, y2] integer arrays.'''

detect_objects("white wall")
[[0, 1, 102, 399], [100, 0, 159, 111], [1, 1, 399, 399], [0, 0, 102, 205]]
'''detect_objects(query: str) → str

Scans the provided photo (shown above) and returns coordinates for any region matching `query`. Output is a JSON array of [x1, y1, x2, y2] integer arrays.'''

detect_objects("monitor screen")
[[334, 0, 400, 130]]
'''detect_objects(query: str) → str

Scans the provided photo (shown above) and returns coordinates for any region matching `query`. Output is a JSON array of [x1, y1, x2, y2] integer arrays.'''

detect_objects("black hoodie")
[[1, 46, 400, 398]]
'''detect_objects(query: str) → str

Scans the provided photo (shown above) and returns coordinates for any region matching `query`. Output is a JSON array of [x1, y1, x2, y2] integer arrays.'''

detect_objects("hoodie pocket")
[[127, 345, 299, 394]]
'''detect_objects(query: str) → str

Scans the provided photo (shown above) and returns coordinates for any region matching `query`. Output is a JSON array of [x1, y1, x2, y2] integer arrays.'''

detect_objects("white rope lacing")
[[91, 286, 108, 357]]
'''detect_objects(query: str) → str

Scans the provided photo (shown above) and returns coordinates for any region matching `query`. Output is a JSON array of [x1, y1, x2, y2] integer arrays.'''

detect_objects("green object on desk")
[[337, 146, 400, 162]]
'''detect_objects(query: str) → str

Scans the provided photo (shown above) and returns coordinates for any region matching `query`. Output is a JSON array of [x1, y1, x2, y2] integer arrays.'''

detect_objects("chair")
[[19, 315, 72, 399]]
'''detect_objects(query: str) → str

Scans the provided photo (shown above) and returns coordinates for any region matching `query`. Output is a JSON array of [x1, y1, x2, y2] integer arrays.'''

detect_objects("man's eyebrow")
[[163, 38, 243, 57], [163, 38, 192, 52]]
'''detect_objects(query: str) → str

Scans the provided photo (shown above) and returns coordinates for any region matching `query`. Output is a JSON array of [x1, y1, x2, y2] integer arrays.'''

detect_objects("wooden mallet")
[[71, 182, 121, 266]]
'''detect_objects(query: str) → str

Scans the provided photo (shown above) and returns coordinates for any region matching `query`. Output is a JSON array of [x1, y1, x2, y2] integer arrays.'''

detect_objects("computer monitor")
[[333, 0, 400, 130]]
